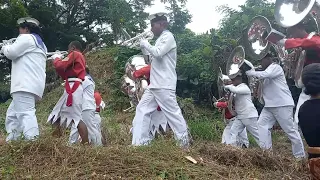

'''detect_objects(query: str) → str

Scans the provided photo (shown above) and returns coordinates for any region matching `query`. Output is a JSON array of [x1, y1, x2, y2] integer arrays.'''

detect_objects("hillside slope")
[[0, 47, 310, 179]]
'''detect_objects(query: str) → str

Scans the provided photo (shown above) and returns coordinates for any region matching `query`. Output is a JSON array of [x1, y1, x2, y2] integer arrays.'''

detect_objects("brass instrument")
[[123, 55, 148, 107], [274, 0, 320, 87], [226, 45, 265, 105], [121, 31, 154, 49], [46, 50, 68, 60], [213, 67, 236, 123], [0, 38, 17, 57]]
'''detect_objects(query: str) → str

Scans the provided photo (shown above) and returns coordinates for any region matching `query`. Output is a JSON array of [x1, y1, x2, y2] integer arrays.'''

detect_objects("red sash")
[[65, 79, 81, 107]]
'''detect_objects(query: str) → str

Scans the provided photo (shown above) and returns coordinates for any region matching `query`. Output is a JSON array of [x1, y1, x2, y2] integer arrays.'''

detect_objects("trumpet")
[[0, 38, 17, 57], [121, 31, 154, 48], [46, 50, 68, 60]]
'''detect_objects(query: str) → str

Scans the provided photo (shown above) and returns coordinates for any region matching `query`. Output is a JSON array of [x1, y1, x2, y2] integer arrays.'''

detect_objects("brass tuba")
[[274, 0, 320, 87], [124, 55, 149, 102], [226, 45, 265, 104], [213, 67, 236, 123]]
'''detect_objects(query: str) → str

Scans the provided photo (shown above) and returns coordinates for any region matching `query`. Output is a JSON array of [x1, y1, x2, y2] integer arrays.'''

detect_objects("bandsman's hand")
[[140, 39, 149, 49], [277, 38, 287, 47]]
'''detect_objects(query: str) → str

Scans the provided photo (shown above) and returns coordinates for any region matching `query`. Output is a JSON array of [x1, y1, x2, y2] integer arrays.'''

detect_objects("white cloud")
[[145, 0, 247, 33]]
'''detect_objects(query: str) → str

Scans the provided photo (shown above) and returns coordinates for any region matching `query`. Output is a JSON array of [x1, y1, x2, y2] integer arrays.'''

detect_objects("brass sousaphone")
[[124, 55, 149, 102], [226, 45, 264, 104], [213, 67, 236, 123], [274, 0, 320, 87]]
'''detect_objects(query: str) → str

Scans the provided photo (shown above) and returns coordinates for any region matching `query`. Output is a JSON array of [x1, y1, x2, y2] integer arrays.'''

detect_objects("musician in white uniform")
[[131, 13, 189, 147], [69, 68, 102, 145], [1, 17, 47, 141], [224, 75, 260, 147], [246, 54, 305, 158], [279, 23, 320, 129]]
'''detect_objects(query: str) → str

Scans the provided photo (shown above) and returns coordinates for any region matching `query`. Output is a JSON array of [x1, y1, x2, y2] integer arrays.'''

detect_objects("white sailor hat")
[[17, 17, 40, 26], [148, 12, 168, 23]]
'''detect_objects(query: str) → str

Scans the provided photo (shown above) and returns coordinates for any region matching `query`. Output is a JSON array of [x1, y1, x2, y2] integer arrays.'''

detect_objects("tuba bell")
[[226, 45, 265, 105], [124, 55, 149, 102], [274, 0, 320, 32], [274, 0, 320, 87]]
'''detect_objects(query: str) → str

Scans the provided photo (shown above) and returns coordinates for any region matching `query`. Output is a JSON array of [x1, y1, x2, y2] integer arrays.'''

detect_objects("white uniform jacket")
[[2, 34, 47, 98]]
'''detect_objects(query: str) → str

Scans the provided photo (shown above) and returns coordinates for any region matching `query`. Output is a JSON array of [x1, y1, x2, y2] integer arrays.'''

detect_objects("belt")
[[67, 78, 83, 83]]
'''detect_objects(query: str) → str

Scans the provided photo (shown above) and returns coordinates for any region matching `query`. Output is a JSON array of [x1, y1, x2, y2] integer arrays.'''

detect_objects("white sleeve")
[[247, 64, 282, 79], [227, 84, 251, 95], [143, 32, 176, 58], [3, 34, 35, 60]]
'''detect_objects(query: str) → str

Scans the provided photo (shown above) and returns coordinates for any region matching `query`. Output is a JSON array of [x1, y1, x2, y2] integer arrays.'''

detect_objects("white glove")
[[246, 69, 255, 76], [100, 101, 106, 110], [61, 80, 66, 86], [140, 39, 149, 49], [224, 85, 232, 91], [141, 48, 150, 56], [1, 45, 7, 55], [213, 102, 218, 108], [277, 38, 287, 47], [51, 54, 63, 60]]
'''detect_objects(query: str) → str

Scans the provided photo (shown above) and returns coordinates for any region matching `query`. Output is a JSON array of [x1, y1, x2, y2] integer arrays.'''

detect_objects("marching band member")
[[93, 91, 107, 145], [214, 101, 249, 147], [131, 12, 189, 147], [278, 23, 320, 128], [69, 67, 102, 146], [246, 54, 305, 158], [2, 17, 47, 141], [132, 64, 168, 137], [223, 75, 260, 147], [47, 41, 89, 144], [298, 64, 320, 179]]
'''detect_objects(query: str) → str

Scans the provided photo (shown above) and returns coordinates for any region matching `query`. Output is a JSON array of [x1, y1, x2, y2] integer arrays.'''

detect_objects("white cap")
[[17, 17, 40, 26], [148, 12, 168, 21]]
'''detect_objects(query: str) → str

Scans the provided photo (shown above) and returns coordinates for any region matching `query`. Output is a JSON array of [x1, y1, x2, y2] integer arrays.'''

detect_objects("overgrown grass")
[[0, 48, 311, 179]]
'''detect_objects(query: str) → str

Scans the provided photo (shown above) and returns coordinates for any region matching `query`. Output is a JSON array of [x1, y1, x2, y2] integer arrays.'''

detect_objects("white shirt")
[[3, 34, 47, 98], [82, 75, 95, 110], [143, 30, 177, 90], [246, 63, 294, 107], [226, 83, 258, 119]]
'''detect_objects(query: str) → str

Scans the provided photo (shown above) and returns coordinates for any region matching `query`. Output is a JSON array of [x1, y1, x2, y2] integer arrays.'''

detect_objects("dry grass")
[[0, 48, 312, 179]]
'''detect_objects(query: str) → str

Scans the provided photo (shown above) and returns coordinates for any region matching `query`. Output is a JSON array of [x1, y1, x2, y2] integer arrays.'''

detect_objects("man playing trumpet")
[[2, 17, 47, 142], [131, 12, 189, 147]]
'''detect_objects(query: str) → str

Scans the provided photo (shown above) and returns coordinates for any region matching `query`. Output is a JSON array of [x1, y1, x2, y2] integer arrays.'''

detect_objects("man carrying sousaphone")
[[276, 22, 320, 129], [246, 53, 305, 158], [213, 68, 249, 148]]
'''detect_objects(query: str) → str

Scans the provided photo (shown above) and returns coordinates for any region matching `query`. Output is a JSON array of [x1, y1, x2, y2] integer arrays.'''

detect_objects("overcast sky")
[[145, 0, 247, 33]]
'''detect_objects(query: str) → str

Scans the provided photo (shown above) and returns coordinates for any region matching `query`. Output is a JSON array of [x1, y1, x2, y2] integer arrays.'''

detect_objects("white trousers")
[[294, 89, 310, 128], [132, 88, 189, 147], [69, 110, 102, 146], [228, 117, 260, 147], [222, 119, 249, 147], [258, 106, 305, 158], [6, 92, 39, 141], [149, 110, 168, 137]]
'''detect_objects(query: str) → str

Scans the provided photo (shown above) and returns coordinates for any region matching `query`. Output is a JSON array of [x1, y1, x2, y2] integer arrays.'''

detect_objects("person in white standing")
[[1, 17, 47, 141], [131, 12, 189, 147], [246, 53, 305, 158], [224, 75, 260, 147], [69, 67, 102, 145]]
